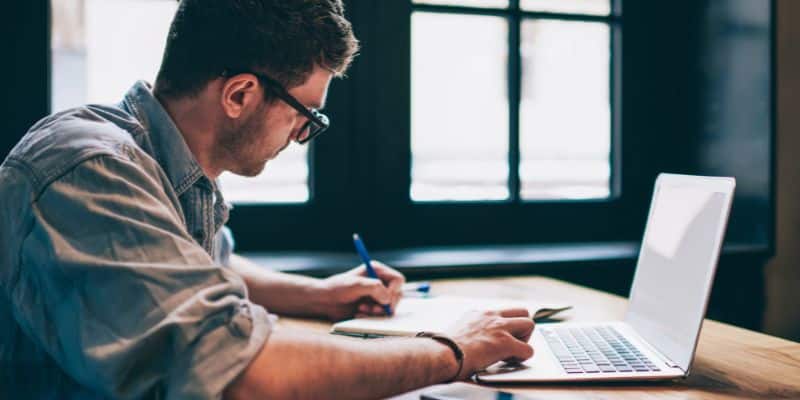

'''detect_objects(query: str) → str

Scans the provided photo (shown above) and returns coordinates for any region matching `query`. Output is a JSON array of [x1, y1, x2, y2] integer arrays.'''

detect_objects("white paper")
[[332, 296, 570, 337]]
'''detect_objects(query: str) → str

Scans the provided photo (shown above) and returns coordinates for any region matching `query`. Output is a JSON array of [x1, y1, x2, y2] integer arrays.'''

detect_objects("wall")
[[763, 0, 800, 342]]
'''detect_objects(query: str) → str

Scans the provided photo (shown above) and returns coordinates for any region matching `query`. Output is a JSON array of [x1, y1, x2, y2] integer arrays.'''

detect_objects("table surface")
[[279, 277, 800, 400]]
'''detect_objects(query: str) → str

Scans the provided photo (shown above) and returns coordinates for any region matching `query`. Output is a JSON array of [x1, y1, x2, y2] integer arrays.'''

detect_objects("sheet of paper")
[[332, 296, 570, 337]]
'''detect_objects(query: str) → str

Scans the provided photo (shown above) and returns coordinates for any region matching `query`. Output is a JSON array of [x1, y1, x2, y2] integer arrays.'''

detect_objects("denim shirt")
[[0, 81, 272, 399]]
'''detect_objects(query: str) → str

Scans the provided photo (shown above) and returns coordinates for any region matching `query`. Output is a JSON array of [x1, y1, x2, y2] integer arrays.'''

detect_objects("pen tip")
[[352, 233, 359, 240]]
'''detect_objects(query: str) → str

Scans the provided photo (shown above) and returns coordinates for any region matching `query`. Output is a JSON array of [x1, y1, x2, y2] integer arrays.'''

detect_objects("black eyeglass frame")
[[221, 69, 330, 144]]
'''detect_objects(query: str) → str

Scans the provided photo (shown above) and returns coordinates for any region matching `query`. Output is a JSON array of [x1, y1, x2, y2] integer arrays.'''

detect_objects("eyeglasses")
[[221, 70, 330, 144]]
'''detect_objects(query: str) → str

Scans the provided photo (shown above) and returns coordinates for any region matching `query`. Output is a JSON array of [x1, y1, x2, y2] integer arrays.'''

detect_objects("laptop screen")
[[625, 174, 735, 372]]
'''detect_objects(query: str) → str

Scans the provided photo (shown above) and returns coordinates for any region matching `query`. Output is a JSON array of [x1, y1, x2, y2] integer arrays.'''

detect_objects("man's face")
[[221, 67, 332, 177]]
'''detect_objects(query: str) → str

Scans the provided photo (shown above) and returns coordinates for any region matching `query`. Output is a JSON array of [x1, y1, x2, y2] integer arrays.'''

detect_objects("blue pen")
[[352, 233, 393, 316], [403, 281, 431, 294]]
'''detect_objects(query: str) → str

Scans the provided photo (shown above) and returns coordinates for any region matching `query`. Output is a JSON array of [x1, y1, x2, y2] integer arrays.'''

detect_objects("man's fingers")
[[371, 261, 406, 285], [504, 335, 535, 361], [386, 276, 403, 311], [498, 308, 530, 319], [499, 317, 535, 340], [388, 289, 401, 313], [348, 262, 404, 308], [353, 278, 392, 305], [387, 275, 403, 294]]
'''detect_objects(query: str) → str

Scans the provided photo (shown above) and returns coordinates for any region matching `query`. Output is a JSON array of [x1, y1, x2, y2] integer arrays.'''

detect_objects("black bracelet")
[[417, 332, 465, 382]]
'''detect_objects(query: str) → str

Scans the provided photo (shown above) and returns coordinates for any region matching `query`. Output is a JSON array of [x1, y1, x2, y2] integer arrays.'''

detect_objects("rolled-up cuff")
[[166, 302, 275, 400]]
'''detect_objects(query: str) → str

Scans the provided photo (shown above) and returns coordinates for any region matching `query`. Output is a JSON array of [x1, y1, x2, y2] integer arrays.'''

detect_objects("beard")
[[218, 105, 272, 177]]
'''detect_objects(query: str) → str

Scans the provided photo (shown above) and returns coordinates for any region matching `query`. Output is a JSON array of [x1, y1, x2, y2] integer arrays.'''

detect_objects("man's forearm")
[[225, 327, 458, 400], [228, 254, 328, 317]]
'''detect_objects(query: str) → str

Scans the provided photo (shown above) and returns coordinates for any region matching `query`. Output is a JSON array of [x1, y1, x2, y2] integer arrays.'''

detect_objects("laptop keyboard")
[[541, 326, 661, 374]]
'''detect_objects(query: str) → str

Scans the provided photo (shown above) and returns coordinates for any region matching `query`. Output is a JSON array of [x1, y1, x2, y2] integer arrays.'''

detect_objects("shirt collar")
[[121, 81, 209, 195]]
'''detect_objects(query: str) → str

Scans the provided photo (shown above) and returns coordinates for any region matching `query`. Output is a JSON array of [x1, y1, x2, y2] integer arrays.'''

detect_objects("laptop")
[[476, 173, 736, 383]]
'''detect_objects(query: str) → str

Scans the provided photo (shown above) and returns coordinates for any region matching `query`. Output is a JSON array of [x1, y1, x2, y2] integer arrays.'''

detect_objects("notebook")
[[331, 296, 572, 338]]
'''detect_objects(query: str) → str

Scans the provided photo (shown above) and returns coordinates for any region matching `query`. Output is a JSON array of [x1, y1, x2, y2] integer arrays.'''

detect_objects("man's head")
[[153, 0, 358, 177]]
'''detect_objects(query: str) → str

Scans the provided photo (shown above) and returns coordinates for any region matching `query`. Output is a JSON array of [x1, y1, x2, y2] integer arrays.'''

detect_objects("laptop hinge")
[[635, 335, 682, 371]]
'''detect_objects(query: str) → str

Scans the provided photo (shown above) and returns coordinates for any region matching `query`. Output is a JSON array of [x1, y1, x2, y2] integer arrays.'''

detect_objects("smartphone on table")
[[420, 383, 539, 400]]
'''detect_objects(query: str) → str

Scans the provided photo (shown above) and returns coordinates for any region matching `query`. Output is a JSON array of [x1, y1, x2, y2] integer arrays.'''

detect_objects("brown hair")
[[154, 0, 359, 98]]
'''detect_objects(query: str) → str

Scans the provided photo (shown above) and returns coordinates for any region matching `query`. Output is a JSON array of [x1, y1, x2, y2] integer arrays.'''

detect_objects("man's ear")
[[220, 74, 261, 119]]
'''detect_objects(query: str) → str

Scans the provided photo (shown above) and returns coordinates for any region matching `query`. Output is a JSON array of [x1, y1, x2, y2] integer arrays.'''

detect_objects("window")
[[49, 0, 623, 251], [410, 0, 615, 202], [411, 12, 510, 201], [13, 1, 769, 259], [50, 0, 310, 204]]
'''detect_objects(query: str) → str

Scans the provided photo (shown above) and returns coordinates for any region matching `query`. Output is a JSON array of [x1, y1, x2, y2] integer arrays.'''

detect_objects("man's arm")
[[227, 254, 329, 317], [225, 328, 458, 400], [226, 308, 535, 400], [228, 254, 404, 320]]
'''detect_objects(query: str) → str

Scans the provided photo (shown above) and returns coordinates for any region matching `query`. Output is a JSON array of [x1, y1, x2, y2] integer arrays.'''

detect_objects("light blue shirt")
[[0, 81, 273, 399]]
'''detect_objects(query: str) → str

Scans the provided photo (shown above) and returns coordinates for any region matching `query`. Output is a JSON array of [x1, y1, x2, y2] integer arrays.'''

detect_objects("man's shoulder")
[[5, 104, 149, 189]]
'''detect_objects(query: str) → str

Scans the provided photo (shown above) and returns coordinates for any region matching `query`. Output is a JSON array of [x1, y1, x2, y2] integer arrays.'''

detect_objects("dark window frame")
[[408, 2, 623, 204], [231, 0, 632, 252], [3, 0, 775, 334], [12, 0, 773, 258]]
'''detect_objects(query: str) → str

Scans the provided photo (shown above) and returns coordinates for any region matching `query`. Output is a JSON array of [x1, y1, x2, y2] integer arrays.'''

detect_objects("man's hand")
[[446, 308, 535, 380], [314, 261, 406, 321]]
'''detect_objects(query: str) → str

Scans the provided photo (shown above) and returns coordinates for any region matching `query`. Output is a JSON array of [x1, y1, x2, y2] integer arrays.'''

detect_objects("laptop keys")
[[542, 326, 661, 374]]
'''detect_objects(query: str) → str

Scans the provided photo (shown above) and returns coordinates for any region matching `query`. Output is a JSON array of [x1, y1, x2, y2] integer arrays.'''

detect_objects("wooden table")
[[280, 277, 800, 399]]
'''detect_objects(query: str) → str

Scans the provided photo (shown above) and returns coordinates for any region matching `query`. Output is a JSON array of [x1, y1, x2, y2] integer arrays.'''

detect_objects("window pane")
[[519, 20, 611, 200], [52, 0, 177, 111], [521, 0, 610, 16], [413, 0, 509, 9], [51, 0, 309, 204], [411, 13, 509, 202], [218, 145, 309, 204]]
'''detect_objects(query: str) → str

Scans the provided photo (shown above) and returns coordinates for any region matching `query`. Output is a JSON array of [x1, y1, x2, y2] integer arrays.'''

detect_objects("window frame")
[[230, 0, 630, 252], [26, 0, 774, 258], [0, 1, 777, 335], [409, 1, 622, 204], [32, 0, 639, 253]]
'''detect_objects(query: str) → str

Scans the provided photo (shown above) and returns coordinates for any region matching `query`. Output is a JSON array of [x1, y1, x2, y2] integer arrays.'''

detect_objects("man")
[[0, 1, 535, 399]]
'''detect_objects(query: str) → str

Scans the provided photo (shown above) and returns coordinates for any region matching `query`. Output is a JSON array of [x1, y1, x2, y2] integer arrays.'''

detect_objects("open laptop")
[[476, 173, 736, 383]]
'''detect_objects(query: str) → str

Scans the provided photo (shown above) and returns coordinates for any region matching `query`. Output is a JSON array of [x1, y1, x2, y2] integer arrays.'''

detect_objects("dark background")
[[2, 0, 785, 337]]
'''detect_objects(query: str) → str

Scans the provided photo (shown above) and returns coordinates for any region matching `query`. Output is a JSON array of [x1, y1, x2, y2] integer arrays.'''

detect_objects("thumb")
[[504, 336, 535, 363]]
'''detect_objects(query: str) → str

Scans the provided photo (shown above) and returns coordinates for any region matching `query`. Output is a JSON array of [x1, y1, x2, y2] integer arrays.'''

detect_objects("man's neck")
[[156, 92, 223, 180]]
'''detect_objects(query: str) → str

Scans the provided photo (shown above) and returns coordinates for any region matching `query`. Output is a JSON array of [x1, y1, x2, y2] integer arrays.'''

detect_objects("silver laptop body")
[[477, 173, 736, 383]]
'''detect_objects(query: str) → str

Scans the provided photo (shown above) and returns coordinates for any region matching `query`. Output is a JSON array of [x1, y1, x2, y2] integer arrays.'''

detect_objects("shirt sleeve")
[[8, 152, 272, 399]]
